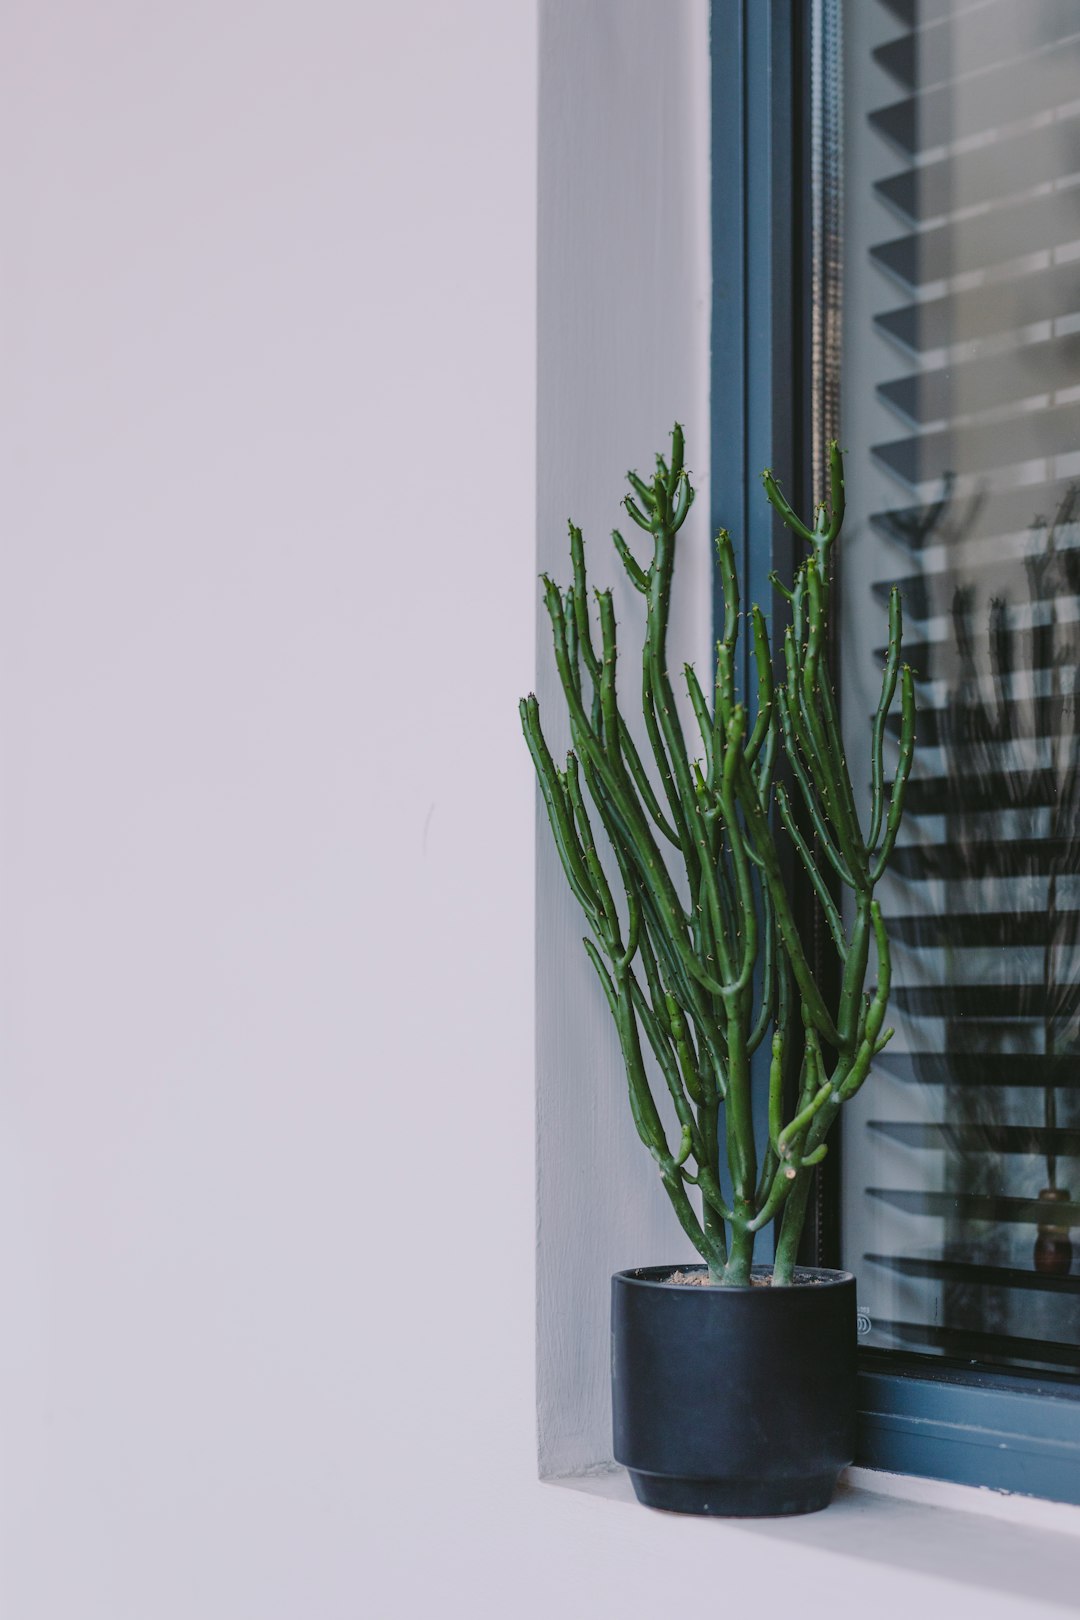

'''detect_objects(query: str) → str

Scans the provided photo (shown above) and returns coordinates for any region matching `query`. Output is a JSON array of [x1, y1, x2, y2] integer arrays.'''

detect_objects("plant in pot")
[[521, 426, 915, 1517]]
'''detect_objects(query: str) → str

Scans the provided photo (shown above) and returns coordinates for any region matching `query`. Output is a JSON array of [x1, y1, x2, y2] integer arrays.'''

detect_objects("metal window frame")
[[709, 0, 1080, 1507]]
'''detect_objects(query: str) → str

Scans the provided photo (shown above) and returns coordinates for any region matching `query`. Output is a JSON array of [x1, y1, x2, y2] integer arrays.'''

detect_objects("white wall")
[[0, 3, 1071, 1617], [0, 3, 539, 1614]]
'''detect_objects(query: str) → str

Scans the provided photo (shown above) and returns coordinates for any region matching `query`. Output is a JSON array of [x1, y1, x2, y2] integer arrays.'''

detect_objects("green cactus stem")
[[522, 428, 914, 1285]]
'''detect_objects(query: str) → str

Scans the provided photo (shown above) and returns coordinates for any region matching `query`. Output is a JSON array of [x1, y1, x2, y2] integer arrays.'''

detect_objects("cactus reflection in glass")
[[521, 428, 915, 1285]]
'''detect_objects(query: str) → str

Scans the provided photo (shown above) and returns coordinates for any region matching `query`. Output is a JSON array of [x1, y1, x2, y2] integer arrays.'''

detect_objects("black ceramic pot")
[[611, 1263, 856, 1516]]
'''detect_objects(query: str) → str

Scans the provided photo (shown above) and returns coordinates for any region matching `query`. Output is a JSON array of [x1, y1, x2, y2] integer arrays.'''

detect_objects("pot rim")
[[613, 1262, 855, 1292]]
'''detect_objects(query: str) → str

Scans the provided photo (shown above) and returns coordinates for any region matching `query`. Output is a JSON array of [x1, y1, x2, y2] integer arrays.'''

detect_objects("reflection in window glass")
[[840, 0, 1080, 1375]]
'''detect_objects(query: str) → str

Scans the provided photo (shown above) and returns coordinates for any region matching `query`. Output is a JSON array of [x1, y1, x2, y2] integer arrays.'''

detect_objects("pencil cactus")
[[521, 427, 915, 1285]]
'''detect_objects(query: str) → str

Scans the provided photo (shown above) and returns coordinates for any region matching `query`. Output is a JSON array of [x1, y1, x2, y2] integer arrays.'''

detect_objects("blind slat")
[[872, 401, 1080, 487], [890, 909, 1080, 946], [874, 550, 1080, 614], [876, 114, 1080, 227], [871, 1320, 1080, 1368], [867, 1253, 1080, 1296], [885, 694, 1080, 746], [876, 264, 1080, 355], [871, 190, 1080, 290], [871, 479, 1080, 552], [878, 333, 1080, 427], [870, 1122, 1080, 1153], [894, 984, 1079, 1018], [869, 1189, 1080, 1224], [884, 631, 1078, 680], [890, 837, 1080, 880], [870, 40, 1080, 156], [905, 775, 1062, 816], [874, 1, 1080, 93], [877, 1053, 1079, 1086]]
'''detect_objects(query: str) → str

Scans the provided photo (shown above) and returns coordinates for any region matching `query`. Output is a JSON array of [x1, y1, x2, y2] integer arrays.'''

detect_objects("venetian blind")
[[841, 0, 1080, 1374]]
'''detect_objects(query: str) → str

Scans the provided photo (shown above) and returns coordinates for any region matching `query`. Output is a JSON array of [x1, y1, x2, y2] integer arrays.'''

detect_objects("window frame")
[[709, 0, 1080, 1506]]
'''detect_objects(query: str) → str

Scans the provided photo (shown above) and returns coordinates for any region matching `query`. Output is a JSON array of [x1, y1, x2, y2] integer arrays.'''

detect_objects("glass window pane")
[[840, 0, 1080, 1376]]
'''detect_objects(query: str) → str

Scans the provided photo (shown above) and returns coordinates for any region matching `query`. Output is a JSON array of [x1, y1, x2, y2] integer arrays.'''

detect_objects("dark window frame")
[[709, 0, 1080, 1505]]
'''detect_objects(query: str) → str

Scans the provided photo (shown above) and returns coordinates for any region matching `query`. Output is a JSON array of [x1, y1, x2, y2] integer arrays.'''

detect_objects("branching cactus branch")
[[521, 429, 914, 1284]]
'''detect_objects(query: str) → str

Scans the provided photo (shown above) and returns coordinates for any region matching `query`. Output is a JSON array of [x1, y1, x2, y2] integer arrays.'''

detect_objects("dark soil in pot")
[[611, 1264, 856, 1517]]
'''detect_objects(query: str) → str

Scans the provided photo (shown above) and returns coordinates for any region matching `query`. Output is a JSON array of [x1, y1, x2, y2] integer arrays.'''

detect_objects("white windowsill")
[[546, 1462, 1080, 1613]]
